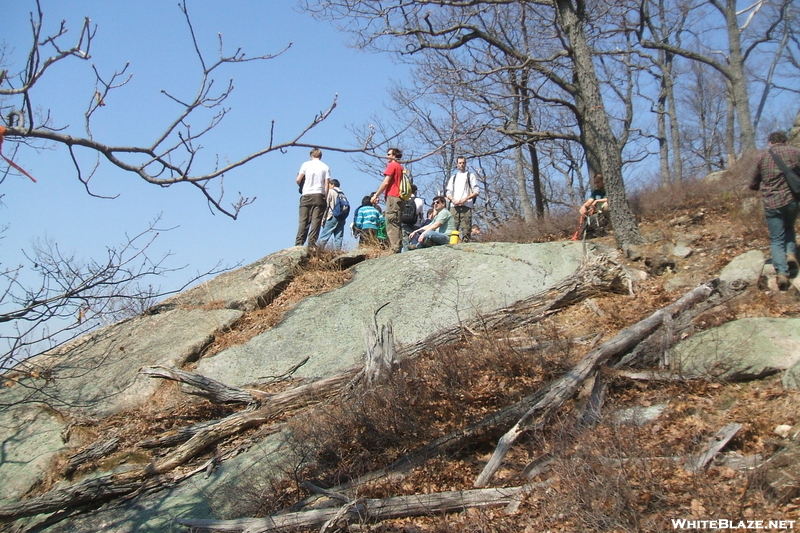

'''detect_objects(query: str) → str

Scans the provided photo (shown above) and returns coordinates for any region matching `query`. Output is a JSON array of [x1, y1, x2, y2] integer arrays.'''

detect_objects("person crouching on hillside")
[[408, 195, 456, 249], [580, 173, 608, 217]]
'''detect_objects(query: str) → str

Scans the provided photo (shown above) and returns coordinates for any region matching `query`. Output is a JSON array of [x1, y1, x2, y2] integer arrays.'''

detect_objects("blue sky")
[[2, 1, 406, 294]]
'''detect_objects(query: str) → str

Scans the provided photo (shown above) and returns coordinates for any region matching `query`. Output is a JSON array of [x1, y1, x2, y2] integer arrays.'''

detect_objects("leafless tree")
[[303, 0, 645, 246], [0, 216, 228, 383], [635, 0, 687, 184], [678, 62, 730, 175], [0, 0, 373, 219], [637, 0, 797, 158]]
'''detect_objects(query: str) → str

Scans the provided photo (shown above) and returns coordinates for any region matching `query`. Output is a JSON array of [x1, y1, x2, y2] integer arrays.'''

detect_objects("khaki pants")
[[385, 196, 404, 253]]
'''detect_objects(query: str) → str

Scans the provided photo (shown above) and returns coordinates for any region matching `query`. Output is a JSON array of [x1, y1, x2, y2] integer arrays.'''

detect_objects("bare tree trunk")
[[725, 87, 737, 166], [753, 17, 790, 132], [657, 70, 671, 185], [555, 0, 643, 248], [511, 79, 537, 223], [664, 51, 684, 181], [714, 0, 755, 152], [521, 79, 546, 217]]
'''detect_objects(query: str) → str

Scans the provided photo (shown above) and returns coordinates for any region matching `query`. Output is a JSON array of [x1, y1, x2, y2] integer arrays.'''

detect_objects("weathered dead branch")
[[64, 437, 119, 477], [474, 278, 719, 487], [139, 365, 270, 404], [143, 371, 356, 476], [178, 485, 534, 532], [0, 476, 145, 522], [609, 369, 703, 382], [687, 423, 742, 472], [137, 419, 221, 449]]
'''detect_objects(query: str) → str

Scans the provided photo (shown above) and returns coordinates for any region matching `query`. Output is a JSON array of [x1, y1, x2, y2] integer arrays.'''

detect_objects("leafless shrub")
[[482, 211, 576, 244]]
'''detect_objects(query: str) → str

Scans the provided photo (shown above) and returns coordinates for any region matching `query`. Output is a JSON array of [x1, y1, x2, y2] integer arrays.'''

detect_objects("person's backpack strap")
[[769, 148, 800, 196]]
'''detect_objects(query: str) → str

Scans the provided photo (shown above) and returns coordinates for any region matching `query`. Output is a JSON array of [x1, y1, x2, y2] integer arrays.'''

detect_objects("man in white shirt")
[[295, 148, 330, 247], [445, 156, 480, 242]]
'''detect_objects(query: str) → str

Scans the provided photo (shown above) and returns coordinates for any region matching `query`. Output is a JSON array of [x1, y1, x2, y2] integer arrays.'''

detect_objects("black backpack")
[[401, 198, 418, 224]]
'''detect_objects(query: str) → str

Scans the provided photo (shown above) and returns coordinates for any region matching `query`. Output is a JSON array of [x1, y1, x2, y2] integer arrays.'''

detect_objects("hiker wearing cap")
[[295, 148, 330, 247]]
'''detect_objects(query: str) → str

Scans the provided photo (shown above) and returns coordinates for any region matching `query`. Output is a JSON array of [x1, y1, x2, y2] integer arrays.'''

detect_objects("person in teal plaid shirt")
[[749, 131, 800, 290]]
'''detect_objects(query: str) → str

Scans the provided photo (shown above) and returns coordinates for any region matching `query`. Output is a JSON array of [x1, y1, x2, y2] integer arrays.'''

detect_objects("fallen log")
[[178, 486, 532, 532], [0, 476, 144, 522], [64, 437, 119, 477], [137, 419, 221, 449], [145, 371, 356, 476], [474, 279, 719, 488], [686, 423, 742, 472], [609, 369, 703, 382]]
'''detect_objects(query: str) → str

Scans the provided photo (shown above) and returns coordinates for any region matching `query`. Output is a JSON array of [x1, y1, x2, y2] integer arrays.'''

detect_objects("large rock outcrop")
[[673, 317, 800, 381], [195, 242, 591, 386]]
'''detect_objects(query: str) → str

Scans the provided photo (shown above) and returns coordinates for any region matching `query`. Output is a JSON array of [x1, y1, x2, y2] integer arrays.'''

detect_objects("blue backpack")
[[331, 189, 350, 220]]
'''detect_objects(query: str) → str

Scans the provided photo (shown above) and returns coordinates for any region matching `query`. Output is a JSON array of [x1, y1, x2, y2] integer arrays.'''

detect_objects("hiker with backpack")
[[318, 179, 350, 250], [295, 148, 330, 247], [371, 148, 406, 254], [748, 131, 800, 290], [401, 183, 425, 252], [445, 156, 480, 243]]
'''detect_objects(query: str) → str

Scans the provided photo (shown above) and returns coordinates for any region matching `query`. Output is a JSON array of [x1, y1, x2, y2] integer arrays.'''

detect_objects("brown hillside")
[[28, 174, 800, 532]]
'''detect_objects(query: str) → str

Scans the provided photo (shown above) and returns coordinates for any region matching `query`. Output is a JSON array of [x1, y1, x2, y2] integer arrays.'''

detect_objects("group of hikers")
[[294, 148, 481, 253], [293, 130, 800, 292]]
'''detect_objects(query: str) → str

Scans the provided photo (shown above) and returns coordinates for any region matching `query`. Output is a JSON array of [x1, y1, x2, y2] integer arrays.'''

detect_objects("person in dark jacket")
[[749, 131, 800, 290]]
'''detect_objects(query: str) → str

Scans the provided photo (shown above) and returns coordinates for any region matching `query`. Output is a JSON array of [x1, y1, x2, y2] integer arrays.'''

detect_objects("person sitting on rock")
[[580, 173, 608, 217], [572, 173, 609, 241], [408, 195, 455, 249]]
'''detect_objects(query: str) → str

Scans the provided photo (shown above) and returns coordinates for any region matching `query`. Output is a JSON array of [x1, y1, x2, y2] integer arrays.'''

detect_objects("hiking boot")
[[787, 253, 799, 272], [777, 273, 790, 291]]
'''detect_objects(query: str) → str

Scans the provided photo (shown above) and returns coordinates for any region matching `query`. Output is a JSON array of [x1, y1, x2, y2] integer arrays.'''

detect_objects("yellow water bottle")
[[450, 230, 460, 244]]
